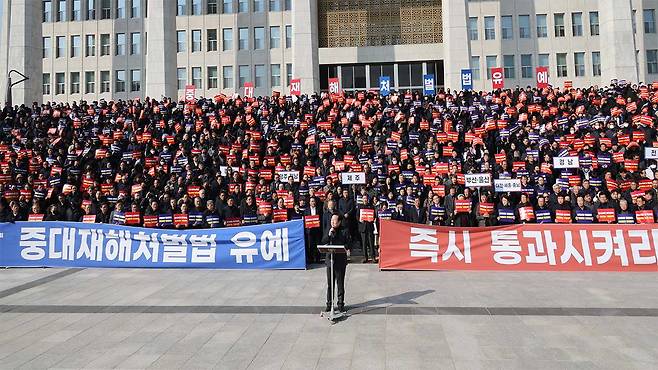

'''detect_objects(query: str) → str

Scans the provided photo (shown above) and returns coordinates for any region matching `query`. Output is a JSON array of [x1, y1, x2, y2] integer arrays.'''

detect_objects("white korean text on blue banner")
[[0, 220, 306, 269]]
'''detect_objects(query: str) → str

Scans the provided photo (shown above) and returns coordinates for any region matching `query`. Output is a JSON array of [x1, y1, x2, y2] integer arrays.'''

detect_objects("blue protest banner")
[[423, 74, 435, 95], [461, 69, 473, 90], [379, 76, 391, 96], [0, 220, 306, 269]]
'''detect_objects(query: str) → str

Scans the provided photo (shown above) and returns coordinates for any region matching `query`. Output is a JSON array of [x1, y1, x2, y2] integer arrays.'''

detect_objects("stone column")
[[0, 0, 43, 105], [442, 0, 470, 91], [292, 0, 320, 94], [599, 0, 638, 84], [145, 0, 177, 99]]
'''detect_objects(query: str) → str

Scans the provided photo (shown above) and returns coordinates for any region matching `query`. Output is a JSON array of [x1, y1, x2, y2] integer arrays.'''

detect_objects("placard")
[[553, 156, 580, 169], [645, 147, 658, 159], [279, 171, 300, 182], [536, 67, 549, 89], [464, 173, 492, 187], [289, 79, 301, 96], [379, 76, 391, 97], [423, 74, 435, 95], [461, 69, 473, 90], [491, 67, 504, 89], [494, 179, 522, 192], [184, 85, 196, 103], [341, 172, 366, 184], [244, 82, 254, 98]]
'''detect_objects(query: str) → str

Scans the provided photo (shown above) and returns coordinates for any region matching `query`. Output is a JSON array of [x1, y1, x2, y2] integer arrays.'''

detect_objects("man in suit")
[[357, 196, 377, 263], [304, 197, 323, 264], [321, 213, 351, 312]]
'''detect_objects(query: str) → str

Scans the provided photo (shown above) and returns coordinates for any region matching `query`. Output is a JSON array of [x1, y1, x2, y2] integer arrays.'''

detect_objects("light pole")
[[5, 70, 28, 106]]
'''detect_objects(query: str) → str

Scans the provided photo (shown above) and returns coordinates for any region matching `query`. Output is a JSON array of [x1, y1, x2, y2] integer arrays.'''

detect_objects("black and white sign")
[[279, 171, 300, 182], [341, 172, 366, 184], [465, 173, 492, 187], [494, 179, 522, 192], [645, 147, 658, 159], [553, 156, 579, 169]]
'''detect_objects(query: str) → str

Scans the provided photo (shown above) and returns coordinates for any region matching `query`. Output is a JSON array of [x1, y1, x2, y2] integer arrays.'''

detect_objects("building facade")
[[0, 0, 657, 105]]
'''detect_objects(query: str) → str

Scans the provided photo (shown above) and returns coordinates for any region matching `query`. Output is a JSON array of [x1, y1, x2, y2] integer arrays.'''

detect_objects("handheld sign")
[[645, 147, 658, 159], [464, 173, 492, 187], [328, 78, 340, 95], [423, 74, 435, 95], [494, 179, 522, 192], [491, 67, 504, 89], [553, 156, 579, 169], [341, 172, 366, 184], [290, 78, 301, 96], [536, 67, 549, 89], [379, 76, 391, 96], [184, 85, 196, 103], [461, 69, 473, 90], [279, 171, 300, 182], [244, 82, 254, 98]]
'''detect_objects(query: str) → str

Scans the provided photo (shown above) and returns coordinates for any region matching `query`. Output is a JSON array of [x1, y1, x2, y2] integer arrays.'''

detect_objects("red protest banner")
[[536, 66, 549, 89], [290, 79, 301, 96], [359, 209, 375, 222], [491, 67, 504, 89], [380, 220, 658, 271], [304, 214, 320, 228]]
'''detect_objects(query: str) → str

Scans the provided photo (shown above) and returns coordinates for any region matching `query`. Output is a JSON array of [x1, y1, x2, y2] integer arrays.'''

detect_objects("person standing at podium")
[[321, 213, 351, 312]]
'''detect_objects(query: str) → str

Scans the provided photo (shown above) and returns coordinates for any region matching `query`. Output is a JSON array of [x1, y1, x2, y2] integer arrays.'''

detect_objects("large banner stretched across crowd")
[[0, 220, 306, 269], [380, 220, 658, 272]]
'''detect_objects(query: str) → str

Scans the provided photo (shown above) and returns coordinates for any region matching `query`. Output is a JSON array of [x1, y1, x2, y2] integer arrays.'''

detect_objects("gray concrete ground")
[[1, 265, 658, 369]]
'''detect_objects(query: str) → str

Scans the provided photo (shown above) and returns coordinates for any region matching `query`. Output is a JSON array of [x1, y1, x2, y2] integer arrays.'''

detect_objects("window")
[[254, 27, 264, 49], [501, 16, 513, 39], [284, 0, 291, 10], [223, 0, 233, 13], [222, 28, 233, 50], [192, 30, 201, 52], [101, 0, 111, 19], [43, 74, 51, 95], [521, 54, 532, 78], [633, 10, 637, 34], [557, 53, 568, 77], [286, 63, 292, 85], [87, 0, 95, 20], [57, 0, 66, 21], [238, 0, 248, 12], [207, 29, 218, 51], [645, 9, 656, 34], [254, 0, 264, 12], [484, 16, 495, 40], [43, 37, 51, 58], [647, 50, 658, 74], [85, 71, 95, 93], [589, 11, 599, 36], [239, 27, 248, 49], [574, 52, 585, 76], [177, 30, 186, 52], [486, 55, 497, 79], [56, 36, 65, 58], [208, 0, 218, 14], [100, 33, 110, 55], [270, 26, 280, 48], [572, 12, 583, 36], [223, 66, 233, 89], [56, 73, 65, 95], [177, 67, 186, 89], [470, 56, 480, 80], [115, 33, 126, 55], [285, 25, 292, 48], [43, 1, 52, 22], [192, 67, 202, 88], [554, 13, 565, 37], [70, 72, 80, 94], [130, 32, 140, 54], [131, 69, 141, 91], [538, 53, 549, 75], [192, 0, 201, 14], [72, 0, 81, 20], [115, 70, 126, 92], [536, 14, 547, 37], [254, 64, 265, 87], [100, 70, 110, 92], [239, 65, 250, 87], [116, 0, 125, 18], [592, 51, 601, 76], [271, 64, 281, 86], [85, 34, 95, 56], [269, 0, 280, 11], [70, 35, 81, 57], [503, 55, 515, 78], [131, 0, 140, 17], [208, 66, 218, 89], [468, 17, 478, 41], [177, 0, 186, 15], [519, 15, 530, 38]]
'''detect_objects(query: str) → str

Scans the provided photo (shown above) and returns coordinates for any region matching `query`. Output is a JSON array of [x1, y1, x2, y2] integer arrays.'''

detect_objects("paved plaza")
[[1, 265, 658, 369]]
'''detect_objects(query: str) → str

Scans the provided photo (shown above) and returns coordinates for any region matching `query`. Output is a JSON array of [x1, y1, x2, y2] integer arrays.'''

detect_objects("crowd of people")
[[0, 81, 658, 261]]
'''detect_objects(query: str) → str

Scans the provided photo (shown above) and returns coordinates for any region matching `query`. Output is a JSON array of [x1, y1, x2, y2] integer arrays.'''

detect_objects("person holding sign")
[[357, 196, 377, 263], [304, 197, 323, 264], [322, 213, 351, 313]]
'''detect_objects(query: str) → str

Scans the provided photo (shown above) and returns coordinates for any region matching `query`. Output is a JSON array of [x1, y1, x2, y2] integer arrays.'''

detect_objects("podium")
[[318, 244, 347, 322]]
